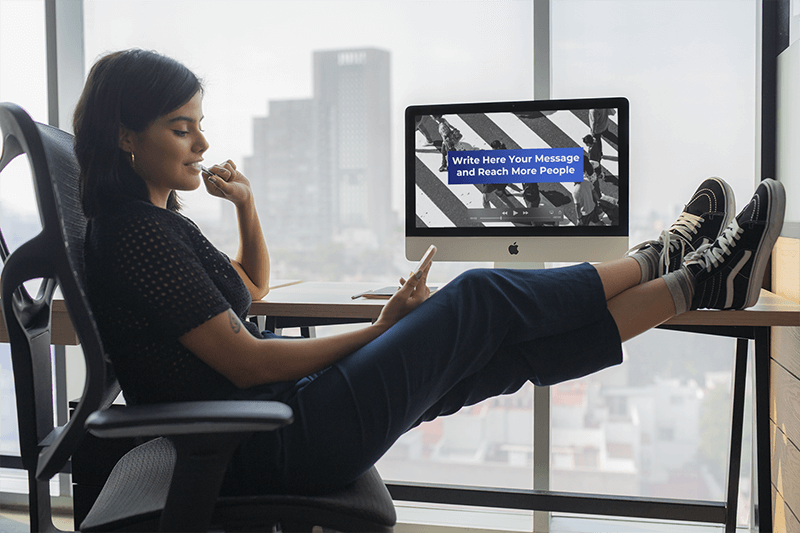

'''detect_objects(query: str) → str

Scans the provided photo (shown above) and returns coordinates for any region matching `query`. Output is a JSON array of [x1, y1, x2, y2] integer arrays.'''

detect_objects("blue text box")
[[448, 148, 584, 185]]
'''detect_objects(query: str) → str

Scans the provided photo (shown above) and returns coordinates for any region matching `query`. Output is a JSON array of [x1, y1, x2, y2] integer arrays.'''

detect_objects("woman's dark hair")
[[73, 49, 203, 217]]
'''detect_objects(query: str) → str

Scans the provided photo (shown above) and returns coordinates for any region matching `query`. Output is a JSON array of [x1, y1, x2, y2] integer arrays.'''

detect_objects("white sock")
[[662, 267, 695, 315], [630, 246, 661, 284]]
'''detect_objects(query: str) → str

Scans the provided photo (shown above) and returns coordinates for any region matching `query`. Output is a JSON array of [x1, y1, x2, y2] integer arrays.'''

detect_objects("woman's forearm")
[[232, 198, 270, 300], [180, 273, 430, 390], [247, 322, 389, 386], [181, 310, 390, 389]]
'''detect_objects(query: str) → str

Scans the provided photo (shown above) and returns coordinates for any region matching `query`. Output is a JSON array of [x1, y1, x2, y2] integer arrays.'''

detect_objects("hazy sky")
[[1, 0, 758, 230], [552, 0, 757, 227]]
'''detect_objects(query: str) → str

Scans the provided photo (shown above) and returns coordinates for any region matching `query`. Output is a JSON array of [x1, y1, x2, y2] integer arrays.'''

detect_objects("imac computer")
[[406, 97, 629, 263]]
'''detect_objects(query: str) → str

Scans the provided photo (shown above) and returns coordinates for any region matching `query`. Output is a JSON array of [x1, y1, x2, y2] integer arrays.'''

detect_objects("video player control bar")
[[468, 207, 565, 223]]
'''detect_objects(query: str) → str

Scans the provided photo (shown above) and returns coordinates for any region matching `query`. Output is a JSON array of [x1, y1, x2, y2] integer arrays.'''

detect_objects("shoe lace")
[[668, 212, 704, 245], [684, 219, 744, 272], [626, 212, 704, 276]]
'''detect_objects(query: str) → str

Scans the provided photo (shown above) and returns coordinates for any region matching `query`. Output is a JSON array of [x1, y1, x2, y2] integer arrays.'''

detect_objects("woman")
[[74, 49, 785, 495]]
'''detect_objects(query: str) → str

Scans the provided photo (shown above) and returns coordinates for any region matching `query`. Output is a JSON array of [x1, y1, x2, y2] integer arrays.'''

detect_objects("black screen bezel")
[[405, 96, 629, 238]]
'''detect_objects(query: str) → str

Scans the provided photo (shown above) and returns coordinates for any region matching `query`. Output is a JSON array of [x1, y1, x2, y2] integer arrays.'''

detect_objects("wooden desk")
[[251, 282, 799, 532], [253, 282, 800, 327], [667, 289, 800, 327], [0, 280, 302, 346], [250, 281, 384, 326], [12, 282, 792, 344], [0, 297, 79, 345]]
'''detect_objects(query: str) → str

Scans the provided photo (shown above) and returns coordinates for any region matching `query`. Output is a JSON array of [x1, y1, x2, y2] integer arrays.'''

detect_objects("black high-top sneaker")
[[627, 177, 735, 277], [685, 178, 786, 310]]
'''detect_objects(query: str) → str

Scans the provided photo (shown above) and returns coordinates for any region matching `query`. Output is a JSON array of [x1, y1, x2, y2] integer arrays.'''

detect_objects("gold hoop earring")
[[130, 152, 135, 168]]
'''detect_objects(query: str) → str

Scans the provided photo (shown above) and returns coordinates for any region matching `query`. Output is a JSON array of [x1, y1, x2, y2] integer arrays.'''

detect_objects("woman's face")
[[119, 91, 208, 208]]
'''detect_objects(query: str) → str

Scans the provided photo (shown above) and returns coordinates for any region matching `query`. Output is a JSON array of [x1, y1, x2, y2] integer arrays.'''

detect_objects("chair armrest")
[[85, 400, 293, 439]]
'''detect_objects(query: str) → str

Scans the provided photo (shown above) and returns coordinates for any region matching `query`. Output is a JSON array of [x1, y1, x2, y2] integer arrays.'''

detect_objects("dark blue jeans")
[[223, 263, 622, 495]]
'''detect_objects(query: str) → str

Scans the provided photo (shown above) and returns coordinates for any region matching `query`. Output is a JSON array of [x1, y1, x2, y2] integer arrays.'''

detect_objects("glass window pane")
[[0, 0, 47, 245], [551, 0, 756, 520], [84, 0, 533, 283], [0, 0, 48, 121], [552, 0, 758, 233], [0, 0, 48, 493], [83, 0, 536, 494]]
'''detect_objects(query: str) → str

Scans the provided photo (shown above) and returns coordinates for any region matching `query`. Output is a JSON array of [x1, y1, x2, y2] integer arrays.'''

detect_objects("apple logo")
[[508, 242, 519, 255]]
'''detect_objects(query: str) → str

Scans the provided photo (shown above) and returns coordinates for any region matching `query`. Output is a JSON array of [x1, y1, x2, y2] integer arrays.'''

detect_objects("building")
[[245, 99, 318, 246], [246, 48, 392, 250]]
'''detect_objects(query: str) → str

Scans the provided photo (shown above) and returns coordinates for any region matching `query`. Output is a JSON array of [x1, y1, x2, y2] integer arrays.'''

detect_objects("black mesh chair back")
[[0, 102, 118, 531]]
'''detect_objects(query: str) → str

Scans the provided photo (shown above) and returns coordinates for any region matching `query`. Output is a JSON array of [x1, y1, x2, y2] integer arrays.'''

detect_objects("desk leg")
[[256, 316, 315, 338], [54, 344, 70, 498], [533, 385, 550, 532], [725, 339, 748, 532], [753, 328, 772, 532]]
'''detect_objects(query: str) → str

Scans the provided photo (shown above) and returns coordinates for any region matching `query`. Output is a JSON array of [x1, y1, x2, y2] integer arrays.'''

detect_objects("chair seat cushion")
[[214, 466, 396, 532]]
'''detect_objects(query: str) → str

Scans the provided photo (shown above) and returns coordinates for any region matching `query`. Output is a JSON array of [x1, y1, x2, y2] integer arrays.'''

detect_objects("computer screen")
[[406, 97, 629, 263]]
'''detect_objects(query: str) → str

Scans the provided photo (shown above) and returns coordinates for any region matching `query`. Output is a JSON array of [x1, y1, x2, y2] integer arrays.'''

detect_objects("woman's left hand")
[[374, 262, 432, 332], [202, 160, 253, 207]]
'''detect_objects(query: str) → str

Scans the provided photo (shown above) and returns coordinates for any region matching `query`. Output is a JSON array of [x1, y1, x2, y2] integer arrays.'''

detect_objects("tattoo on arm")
[[227, 309, 242, 334]]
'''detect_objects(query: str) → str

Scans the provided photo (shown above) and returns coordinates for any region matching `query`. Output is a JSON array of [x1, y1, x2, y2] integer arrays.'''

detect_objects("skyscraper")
[[245, 99, 318, 246], [313, 48, 392, 246], [245, 48, 392, 250]]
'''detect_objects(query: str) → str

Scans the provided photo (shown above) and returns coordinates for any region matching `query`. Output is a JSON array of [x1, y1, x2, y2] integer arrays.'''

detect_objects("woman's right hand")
[[202, 160, 254, 208]]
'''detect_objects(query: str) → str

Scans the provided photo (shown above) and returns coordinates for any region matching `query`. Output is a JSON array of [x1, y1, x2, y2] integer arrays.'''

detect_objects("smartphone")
[[410, 245, 437, 279]]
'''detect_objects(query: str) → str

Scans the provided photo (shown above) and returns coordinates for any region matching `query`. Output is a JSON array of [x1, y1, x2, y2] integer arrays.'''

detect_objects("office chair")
[[0, 102, 397, 532]]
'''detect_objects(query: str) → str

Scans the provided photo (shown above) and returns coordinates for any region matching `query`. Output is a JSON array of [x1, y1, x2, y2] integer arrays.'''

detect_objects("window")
[[658, 426, 676, 442], [2, 2, 761, 529], [550, 1, 756, 524], [0, 0, 51, 495], [0, 0, 47, 243], [83, 0, 534, 283], [82, 0, 537, 496]]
